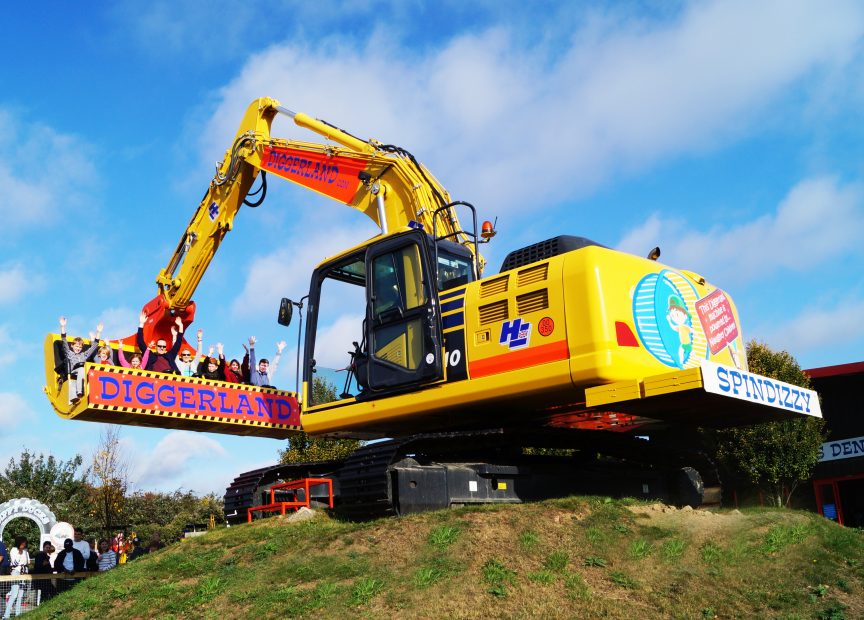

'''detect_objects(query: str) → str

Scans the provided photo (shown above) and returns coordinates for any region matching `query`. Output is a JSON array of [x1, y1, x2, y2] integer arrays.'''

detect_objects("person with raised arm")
[[176, 329, 203, 377], [116, 339, 150, 370], [247, 336, 286, 388], [59, 316, 103, 403], [136, 312, 184, 374], [197, 343, 226, 380]]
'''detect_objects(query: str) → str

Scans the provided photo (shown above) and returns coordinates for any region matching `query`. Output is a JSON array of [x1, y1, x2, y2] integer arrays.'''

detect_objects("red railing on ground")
[[247, 477, 334, 523]]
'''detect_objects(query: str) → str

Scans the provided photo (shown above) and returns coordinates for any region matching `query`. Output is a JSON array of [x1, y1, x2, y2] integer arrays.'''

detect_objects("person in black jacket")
[[197, 350, 225, 381], [136, 312, 184, 374], [32, 541, 54, 574], [85, 541, 98, 572], [54, 539, 85, 573], [54, 539, 85, 593], [33, 541, 56, 600]]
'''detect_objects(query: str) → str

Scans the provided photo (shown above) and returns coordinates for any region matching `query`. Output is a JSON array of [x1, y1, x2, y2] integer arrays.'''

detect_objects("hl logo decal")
[[500, 318, 531, 350], [208, 201, 219, 221]]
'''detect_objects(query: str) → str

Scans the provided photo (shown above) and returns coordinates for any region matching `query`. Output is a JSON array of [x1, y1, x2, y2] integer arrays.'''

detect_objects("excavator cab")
[[366, 232, 443, 390], [303, 230, 446, 408]]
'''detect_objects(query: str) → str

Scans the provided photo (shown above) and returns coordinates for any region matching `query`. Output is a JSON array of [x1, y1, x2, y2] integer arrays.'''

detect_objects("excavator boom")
[[150, 98, 470, 328]]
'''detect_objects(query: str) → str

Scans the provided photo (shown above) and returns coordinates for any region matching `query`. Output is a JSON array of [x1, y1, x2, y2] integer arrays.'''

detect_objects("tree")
[[0, 443, 225, 548], [124, 489, 224, 543], [279, 377, 361, 464], [708, 341, 826, 507], [0, 451, 95, 547], [89, 425, 130, 538]]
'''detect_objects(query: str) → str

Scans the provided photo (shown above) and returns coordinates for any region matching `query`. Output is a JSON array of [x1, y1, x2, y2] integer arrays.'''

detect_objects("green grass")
[[428, 524, 460, 547], [25, 500, 864, 620], [609, 570, 639, 589], [527, 569, 556, 584], [762, 522, 811, 554], [582, 556, 607, 567], [700, 540, 723, 564], [544, 550, 569, 573], [483, 558, 517, 597], [350, 576, 383, 606], [630, 539, 653, 559], [564, 571, 591, 600], [519, 529, 540, 550], [661, 538, 686, 560]]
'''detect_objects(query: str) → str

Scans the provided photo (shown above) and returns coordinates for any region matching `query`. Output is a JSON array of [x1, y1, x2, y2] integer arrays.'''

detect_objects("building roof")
[[805, 361, 864, 380]]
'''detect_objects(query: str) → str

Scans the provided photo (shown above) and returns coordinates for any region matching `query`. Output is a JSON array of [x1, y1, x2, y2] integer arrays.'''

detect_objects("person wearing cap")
[[54, 538, 85, 573], [666, 294, 693, 367]]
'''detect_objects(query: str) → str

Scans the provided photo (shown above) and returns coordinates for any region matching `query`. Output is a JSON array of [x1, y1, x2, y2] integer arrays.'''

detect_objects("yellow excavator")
[[43, 97, 822, 519]]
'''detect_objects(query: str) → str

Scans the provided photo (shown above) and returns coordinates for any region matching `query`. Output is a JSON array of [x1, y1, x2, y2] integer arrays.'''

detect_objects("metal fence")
[[0, 573, 92, 617]]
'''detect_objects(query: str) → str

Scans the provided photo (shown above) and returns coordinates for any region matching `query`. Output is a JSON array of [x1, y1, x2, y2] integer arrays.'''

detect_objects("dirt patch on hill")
[[628, 503, 750, 543]]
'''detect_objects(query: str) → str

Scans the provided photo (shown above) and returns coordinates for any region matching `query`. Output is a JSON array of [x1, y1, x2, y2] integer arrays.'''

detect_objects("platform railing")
[[247, 477, 334, 522]]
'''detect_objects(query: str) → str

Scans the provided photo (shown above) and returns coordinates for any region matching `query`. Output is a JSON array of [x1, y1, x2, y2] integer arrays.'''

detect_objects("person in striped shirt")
[[97, 539, 117, 572]]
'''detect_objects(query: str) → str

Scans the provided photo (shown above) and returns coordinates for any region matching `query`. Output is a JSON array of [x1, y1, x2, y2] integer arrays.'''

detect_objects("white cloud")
[[312, 314, 366, 370], [0, 264, 43, 305], [110, 0, 384, 61], [0, 392, 35, 432], [0, 325, 28, 368], [759, 298, 864, 360], [95, 306, 139, 342], [197, 0, 864, 217], [134, 431, 226, 486], [0, 110, 98, 234], [230, 226, 372, 318], [617, 176, 864, 286]]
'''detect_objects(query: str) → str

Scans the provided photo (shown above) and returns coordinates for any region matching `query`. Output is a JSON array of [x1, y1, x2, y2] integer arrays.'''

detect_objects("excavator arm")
[[43, 96, 486, 436], [142, 97, 477, 346]]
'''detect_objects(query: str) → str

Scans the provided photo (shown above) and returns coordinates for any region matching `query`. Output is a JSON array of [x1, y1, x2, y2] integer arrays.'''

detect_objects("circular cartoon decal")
[[632, 270, 708, 369]]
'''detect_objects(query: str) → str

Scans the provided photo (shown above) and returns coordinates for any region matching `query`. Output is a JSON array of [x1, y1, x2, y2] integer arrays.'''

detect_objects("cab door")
[[365, 233, 443, 391]]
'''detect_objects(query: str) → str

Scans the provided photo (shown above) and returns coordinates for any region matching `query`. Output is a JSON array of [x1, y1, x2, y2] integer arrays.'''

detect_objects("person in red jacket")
[[224, 356, 246, 383]]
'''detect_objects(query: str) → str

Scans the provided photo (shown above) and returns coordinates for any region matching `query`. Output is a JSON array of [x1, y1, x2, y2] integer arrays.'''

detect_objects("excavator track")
[[223, 459, 343, 524], [225, 427, 721, 523], [332, 440, 408, 520]]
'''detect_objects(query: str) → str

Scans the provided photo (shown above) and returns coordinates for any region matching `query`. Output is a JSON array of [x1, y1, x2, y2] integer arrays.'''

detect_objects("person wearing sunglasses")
[[135, 312, 185, 374], [175, 328, 203, 377]]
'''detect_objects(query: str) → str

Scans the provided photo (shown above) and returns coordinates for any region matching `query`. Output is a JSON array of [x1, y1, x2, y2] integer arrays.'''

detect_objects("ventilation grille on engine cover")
[[500, 235, 606, 272]]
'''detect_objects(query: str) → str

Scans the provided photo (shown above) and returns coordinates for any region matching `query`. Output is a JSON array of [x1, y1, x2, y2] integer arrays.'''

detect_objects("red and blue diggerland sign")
[[260, 145, 366, 205], [87, 368, 300, 427]]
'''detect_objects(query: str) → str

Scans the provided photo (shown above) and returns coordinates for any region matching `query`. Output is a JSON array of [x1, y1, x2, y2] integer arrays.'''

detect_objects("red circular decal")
[[538, 317, 554, 337]]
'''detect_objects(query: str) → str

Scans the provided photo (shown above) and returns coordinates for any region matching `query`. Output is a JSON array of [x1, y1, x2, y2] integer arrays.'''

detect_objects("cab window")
[[437, 249, 473, 291], [372, 245, 426, 319]]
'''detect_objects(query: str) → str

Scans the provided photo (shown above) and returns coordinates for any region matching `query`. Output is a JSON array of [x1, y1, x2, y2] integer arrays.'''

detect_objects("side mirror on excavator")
[[278, 298, 294, 326]]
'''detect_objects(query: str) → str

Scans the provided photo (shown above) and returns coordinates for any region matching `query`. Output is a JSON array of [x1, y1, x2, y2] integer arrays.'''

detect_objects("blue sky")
[[1, 0, 862, 497]]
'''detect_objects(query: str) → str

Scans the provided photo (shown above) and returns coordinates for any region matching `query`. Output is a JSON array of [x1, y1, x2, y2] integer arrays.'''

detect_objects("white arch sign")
[[0, 498, 58, 547]]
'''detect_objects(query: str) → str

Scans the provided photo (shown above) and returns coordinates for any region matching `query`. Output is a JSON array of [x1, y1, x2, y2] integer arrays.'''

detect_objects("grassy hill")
[[30, 497, 863, 619]]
